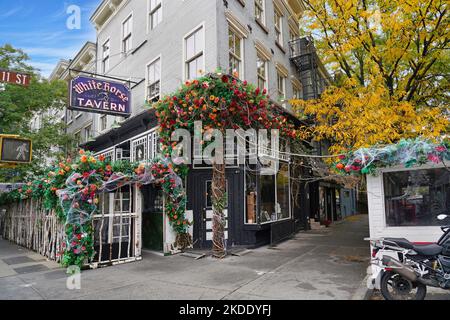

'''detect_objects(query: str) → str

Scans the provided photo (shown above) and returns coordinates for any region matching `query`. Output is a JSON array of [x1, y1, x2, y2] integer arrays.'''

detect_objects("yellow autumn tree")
[[291, 0, 449, 154]]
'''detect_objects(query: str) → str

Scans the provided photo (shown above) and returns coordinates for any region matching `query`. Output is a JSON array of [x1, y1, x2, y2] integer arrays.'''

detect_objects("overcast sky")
[[0, 0, 99, 77]]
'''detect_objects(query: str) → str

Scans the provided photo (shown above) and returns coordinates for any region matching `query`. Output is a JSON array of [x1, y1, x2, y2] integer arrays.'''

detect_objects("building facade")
[[35, 0, 355, 257]]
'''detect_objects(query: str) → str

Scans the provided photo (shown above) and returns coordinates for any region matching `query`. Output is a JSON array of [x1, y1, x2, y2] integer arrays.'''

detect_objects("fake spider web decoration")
[[334, 138, 450, 175]]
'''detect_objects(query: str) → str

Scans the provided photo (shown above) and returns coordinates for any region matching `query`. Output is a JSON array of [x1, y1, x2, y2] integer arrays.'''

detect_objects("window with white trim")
[[274, 8, 283, 45], [228, 27, 243, 78], [102, 39, 110, 73], [84, 124, 92, 142], [74, 131, 81, 148], [277, 71, 286, 100], [122, 14, 133, 54], [149, 0, 162, 30], [184, 26, 204, 80], [147, 57, 161, 102], [99, 114, 108, 132], [292, 81, 303, 99], [254, 0, 265, 24], [256, 53, 267, 90]]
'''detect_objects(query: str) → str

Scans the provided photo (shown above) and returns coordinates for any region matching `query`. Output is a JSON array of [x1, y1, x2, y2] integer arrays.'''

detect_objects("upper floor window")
[[84, 124, 92, 142], [149, 0, 162, 30], [185, 26, 204, 80], [102, 39, 110, 73], [147, 57, 161, 102], [255, 0, 265, 25], [277, 71, 286, 100], [292, 82, 303, 99], [99, 114, 108, 132], [228, 28, 243, 78], [122, 14, 133, 54], [256, 53, 267, 90], [289, 26, 298, 41], [274, 9, 283, 45], [74, 131, 81, 148]]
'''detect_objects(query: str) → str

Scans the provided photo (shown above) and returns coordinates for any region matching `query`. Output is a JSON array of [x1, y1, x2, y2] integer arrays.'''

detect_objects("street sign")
[[0, 69, 31, 87], [0, 137, 32, 164], [69, 76, 131, 117]]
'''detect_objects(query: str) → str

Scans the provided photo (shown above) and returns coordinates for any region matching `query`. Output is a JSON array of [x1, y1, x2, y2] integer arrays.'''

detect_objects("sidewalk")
[[0, 215, 370, 300]]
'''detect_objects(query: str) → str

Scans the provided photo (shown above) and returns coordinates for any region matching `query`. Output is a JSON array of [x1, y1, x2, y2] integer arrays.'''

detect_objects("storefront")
[[83, 108, 309, 252], [367, 162, 450, 242]]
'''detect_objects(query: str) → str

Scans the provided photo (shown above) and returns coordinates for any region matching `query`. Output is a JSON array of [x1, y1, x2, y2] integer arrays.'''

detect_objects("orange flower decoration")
[[80, 155, 88, 163], [99, 155, 105, 161], [79, 149, 85, 155]]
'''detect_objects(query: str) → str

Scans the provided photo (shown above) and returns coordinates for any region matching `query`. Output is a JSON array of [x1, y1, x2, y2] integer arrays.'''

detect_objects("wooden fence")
[[0, 187, 142, 267], [1, 198, 65, 262]]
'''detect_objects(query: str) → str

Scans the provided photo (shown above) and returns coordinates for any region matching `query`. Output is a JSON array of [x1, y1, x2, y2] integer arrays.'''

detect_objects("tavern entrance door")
[[141, 185, 164, 251]]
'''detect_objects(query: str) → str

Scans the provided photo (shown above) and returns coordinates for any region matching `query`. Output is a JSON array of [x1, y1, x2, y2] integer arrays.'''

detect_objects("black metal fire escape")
[[288, 36, 326, 100]]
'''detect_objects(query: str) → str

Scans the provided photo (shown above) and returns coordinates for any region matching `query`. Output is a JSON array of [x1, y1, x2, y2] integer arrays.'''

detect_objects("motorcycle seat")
[[384, 238, 414, 249], [413, 244, 443, 256]]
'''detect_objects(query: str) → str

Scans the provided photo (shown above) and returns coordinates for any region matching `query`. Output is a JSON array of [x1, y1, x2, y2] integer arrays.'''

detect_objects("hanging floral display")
[[334, 138, 450, 175]]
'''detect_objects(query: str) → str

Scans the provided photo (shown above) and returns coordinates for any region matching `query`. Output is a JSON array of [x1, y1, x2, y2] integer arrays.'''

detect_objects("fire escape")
[[289, 36, 331, 156], [288, 36, 327, 100]]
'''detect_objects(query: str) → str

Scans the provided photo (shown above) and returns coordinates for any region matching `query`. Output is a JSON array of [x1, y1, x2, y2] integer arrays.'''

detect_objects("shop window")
[[245, 164, 258, 224], [276, 162, 290, 220], [383, 168, 450, 227], [260, 174, 276, 223]]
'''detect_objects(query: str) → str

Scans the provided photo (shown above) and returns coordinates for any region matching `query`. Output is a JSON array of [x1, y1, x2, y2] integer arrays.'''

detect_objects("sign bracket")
[[68, 68, 142, 85]]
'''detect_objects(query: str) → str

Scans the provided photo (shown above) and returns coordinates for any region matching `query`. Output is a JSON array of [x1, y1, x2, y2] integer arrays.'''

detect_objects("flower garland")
[[334, 138, 450, 175], [0, 150, 189, 268]]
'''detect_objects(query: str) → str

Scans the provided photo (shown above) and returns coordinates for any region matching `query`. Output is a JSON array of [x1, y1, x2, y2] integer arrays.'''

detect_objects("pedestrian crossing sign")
[[0, 136, 32, 164]]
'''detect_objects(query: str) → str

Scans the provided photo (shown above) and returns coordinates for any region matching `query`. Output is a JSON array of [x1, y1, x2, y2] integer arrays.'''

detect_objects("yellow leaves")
[[292, 82, 449, 154]]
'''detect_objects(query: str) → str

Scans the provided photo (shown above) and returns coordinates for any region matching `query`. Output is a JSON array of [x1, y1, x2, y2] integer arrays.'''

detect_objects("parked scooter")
[[366, 214, 450, 300]]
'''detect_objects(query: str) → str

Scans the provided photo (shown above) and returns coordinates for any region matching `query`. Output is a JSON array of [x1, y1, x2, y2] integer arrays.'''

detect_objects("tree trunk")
[[211, 160, 226, 258]]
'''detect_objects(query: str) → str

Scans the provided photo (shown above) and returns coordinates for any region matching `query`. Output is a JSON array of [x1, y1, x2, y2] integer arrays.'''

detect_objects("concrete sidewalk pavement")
[[0, 215, 371, 300]]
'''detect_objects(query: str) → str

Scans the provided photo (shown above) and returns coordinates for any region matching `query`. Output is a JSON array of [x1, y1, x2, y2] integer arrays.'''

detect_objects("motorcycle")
[[367, 214, 450, 300]]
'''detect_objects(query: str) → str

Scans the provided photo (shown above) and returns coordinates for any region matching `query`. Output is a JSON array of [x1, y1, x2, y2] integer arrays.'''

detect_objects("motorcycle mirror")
[[437, 214, 448, 221]]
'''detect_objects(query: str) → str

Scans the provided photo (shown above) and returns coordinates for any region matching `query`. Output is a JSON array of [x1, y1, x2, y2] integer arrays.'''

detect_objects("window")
[[254, 0, 265, 24], [276, 163, 290, 220], [122, 14, 133, 54], [99, 114, 107, 131], [228, 28, 243, 78], [147, 57, 161, 102], [84, 124, 92, 142], [184, 26, 204, 80], [149, 131, 160, 159], [74, 131, 81, 148], [260, 174, 276, 223], [67, 110, 74, 124], [289, 27, 298, 41], [277, 71, 286, 100], [245, 164, 258, 224], [274, 9, 283, 45], [292, 82, 303, 99], [256, 53, 267, 90], [383, 168, 450, 227], [149, 0, 162, 30], [102, 39, 110, 73]]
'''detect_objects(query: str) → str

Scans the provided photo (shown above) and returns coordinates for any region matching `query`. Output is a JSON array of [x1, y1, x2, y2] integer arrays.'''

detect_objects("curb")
[[351, 275, 373, 300]]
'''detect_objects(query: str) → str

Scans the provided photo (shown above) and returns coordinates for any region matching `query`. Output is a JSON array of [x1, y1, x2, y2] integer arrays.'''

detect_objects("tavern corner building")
[[28, 0, 357, 264]]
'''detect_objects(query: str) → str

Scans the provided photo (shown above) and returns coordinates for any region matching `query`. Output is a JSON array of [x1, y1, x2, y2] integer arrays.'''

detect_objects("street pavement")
[[0, 215, 373, 300]]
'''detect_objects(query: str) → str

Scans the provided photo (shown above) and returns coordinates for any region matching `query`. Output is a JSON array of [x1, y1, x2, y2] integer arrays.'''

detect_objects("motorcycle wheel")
[[380, 271, 427, 300]]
